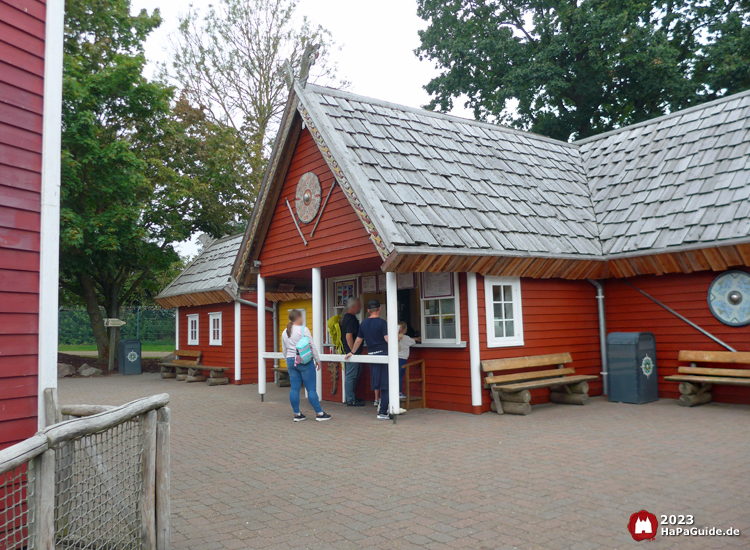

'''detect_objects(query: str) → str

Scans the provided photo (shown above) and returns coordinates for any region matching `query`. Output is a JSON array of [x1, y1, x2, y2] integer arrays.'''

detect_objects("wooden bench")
[[664, 350, 750, 407], [160, 350, 231, 386], [272, 366, 291, 387], [482, 353, 599, 415]]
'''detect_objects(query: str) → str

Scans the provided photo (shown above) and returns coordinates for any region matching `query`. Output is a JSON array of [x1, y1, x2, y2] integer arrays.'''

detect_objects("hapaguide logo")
[[627, 510, 658, 541]]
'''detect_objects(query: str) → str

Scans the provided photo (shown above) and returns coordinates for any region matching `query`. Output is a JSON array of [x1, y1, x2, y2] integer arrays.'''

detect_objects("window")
[[484, 277, 524, 348], [420, 273, 461, 344], [209, 312, 222, 346], [187, 314, 199, 345]]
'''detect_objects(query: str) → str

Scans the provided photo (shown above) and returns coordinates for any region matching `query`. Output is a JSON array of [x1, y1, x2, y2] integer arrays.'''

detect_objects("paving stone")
[[59, 373, 750, 550]]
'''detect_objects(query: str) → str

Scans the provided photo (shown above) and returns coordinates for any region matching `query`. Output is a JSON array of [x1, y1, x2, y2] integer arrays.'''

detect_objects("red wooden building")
[[162, 76, 750, 415], [0, 0, 65, 447]]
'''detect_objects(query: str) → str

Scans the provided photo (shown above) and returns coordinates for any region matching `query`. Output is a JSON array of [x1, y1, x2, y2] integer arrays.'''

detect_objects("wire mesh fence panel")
[[59, 307, 176, 347], [0, 464, 34, 550], [54, 418, 144, 550]]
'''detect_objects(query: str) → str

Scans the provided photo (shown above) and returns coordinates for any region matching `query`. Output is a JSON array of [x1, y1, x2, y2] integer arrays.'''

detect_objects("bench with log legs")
[[160, 350, 231, 386], [664, 350, 750, 407], [482, 353, 599, 415]]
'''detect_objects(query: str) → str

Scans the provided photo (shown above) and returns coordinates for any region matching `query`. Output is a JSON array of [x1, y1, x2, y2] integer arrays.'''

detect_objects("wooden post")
[[678, 382, 699, 395], [499, 402, 531, 415], [43, 387, 58, 426], [550, 392, 590, 405], [141, 410, 157, 549], [550, 381, 589, 394], [34, 449, 55, 550], [497, 389, 531, 403], [678, 393, 712, 407], [156, 407, 171, 550]]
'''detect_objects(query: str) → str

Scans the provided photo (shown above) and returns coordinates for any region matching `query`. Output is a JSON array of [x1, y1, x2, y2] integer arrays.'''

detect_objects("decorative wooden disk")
[[707, 270, 750, 326], [295, 172, 322, 224]]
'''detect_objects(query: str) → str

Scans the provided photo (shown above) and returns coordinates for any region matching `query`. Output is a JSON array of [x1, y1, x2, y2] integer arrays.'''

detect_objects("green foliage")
[[415, 0, 750, 141], [60, 0, 256, 358], [59, 307, 176, 346]]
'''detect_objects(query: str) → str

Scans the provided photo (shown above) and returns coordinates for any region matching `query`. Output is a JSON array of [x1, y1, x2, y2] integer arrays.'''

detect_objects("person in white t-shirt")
[[398, 322, 420, 399], [281, 310, 331, 422]]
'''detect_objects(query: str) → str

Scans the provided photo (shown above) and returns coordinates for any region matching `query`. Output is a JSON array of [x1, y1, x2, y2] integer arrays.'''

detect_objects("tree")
[[415, 0, 750, 141], [168, 0, 346, 154], [61, 0, 254, 360]]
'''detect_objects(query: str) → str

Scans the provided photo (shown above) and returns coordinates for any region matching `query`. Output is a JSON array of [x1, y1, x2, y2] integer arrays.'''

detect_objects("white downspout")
[[257, 275, 266, 400], [587, 279, 609, 395], [466, 273, 482, 411], [37, 0, 65, 429], [174, 307, 179, 349], [234, 301, 241, 382], [312, 268, 324, 400], [386, 272, 400, 419]]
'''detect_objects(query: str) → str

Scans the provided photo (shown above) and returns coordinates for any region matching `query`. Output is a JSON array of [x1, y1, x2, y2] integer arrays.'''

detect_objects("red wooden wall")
[[604, 271, 750, 404], [476, 276, 602, 411], [258, 128, 380, 279], [239, 291, 274, 385], [178, 303, 236, 381], [0, 0, 46, 448]]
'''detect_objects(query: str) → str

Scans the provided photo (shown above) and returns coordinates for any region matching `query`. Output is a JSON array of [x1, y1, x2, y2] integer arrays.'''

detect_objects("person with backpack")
[[281, 310, 331, 422]]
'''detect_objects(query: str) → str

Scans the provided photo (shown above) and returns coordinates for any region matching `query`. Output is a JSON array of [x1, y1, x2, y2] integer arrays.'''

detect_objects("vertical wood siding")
[[604, 271, 750, 403], [179, 303, 236, 380], [258, 128, 379, 278], [477, 276, 602, 409], [0, 0, 46, 448]]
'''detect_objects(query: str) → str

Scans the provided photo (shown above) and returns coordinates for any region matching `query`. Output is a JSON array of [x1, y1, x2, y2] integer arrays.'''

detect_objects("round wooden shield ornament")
[[295, 172, 322, 224], [707, 270, 750, 327]]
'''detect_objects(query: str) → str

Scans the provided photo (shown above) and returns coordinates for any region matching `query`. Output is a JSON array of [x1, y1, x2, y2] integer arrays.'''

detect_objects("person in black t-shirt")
[[346, 299, 392, 420], [340, 297, 365, 406]]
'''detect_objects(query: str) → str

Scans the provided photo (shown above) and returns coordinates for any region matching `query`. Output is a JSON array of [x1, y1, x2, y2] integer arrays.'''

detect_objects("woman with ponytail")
[[281, 309, 331, 422]]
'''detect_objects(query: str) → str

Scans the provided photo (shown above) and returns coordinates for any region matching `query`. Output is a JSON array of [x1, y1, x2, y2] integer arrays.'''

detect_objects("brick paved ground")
[[59, 374, 750, 550]]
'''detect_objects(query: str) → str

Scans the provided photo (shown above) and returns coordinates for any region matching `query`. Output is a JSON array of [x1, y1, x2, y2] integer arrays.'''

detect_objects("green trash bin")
[[118, 339, 142, 375]]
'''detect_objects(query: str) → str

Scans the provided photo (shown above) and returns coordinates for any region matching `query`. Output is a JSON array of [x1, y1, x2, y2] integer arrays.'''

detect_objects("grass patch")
[[59, 343, 174, 353]]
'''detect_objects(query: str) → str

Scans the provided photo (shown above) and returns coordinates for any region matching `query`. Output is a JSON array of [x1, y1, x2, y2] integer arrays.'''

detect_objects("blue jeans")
[[286, 358, 323, 415], [399, 358, 407, 393], [345, 362, 363, 403]]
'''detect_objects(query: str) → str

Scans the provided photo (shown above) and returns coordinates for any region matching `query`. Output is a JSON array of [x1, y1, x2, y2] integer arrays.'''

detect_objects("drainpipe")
[[236, 297, 273, 313], [587, 279, 609, 395]]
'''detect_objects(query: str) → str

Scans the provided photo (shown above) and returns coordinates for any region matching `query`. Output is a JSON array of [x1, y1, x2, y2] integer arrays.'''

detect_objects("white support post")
[[234, 301, 241, 382], [467, 272, 482, 410], [386, 272, 400, 417], [312, 268, 323, 398], [37, 0, 65, 429], [257, 275, 266, 398], [174, 307, 179, 350]]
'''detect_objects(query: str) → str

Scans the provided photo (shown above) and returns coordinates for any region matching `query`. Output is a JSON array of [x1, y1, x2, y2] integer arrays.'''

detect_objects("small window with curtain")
[[484, 277, 523, 348], [209, 312, 222, 346], [187, 314, 199, 345]]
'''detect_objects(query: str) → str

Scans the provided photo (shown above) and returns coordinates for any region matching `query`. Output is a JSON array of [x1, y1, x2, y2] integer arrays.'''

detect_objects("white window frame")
[[325, 276, 360, 345], [187, 314, 199, 345], [208, 312, 222, 346], [420, 272, 461, 345], [484, 276, 524, 348]]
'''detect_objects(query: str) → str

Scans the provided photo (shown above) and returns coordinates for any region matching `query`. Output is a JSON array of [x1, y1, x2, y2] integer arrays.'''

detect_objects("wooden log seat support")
[[482, 353, 599, 416], [159, 350, 230, 385], [664, 350, 750, 407], [272, 367, 291, 388]]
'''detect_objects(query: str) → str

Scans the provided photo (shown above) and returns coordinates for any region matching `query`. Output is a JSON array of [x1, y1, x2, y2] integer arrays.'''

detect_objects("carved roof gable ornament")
[[298, 43, 320, 88]]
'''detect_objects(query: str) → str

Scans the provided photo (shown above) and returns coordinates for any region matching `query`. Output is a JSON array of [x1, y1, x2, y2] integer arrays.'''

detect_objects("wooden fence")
[[0, 392, 170, 550]]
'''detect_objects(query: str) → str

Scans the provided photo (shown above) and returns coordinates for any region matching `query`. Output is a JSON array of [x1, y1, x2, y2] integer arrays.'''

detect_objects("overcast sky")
[[130, 0, 474, 256]]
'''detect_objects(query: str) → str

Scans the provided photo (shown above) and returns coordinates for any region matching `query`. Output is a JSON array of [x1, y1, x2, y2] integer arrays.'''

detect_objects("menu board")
[[378, 274, 387, 291], [335, 280, 356, 307], [421, 272, 453, 299], [397, 273, 416, 289], [361, 275, 377, 293]]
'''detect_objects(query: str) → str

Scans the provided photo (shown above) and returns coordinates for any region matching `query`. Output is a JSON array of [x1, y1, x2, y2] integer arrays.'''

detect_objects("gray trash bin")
[[607, 332, 658, 404], [118, 339, 142, 375]]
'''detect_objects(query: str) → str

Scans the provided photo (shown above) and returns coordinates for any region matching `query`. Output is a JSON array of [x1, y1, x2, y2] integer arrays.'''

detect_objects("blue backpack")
[[296, 335, 314, 364]]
